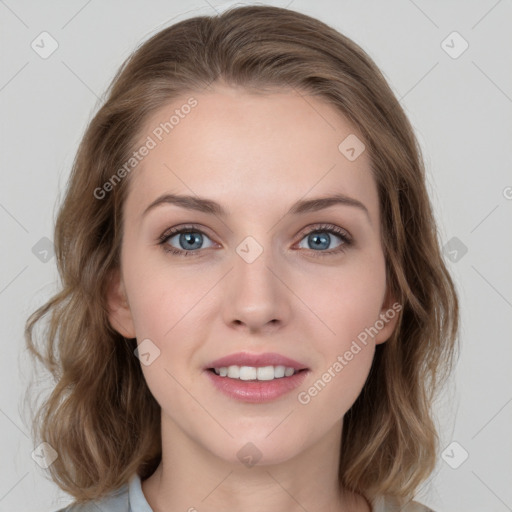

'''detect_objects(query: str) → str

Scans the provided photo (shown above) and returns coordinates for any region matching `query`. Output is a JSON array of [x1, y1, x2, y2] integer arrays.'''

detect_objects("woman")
[[26, 5, 459, 511]]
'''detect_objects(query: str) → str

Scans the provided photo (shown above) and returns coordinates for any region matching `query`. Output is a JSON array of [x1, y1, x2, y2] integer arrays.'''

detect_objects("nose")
[[221, 240, 291, 334]]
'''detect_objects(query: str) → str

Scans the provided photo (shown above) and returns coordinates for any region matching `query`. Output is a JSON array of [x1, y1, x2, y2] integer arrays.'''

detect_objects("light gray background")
[[1, 1, 511, 511]]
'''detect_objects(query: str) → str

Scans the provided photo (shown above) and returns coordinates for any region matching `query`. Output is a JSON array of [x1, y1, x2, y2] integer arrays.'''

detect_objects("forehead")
[[124, 85, 379, 225]]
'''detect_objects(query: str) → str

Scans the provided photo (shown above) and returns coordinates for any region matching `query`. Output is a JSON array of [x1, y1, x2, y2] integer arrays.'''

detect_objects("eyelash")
[[157, 223, 353, 258]]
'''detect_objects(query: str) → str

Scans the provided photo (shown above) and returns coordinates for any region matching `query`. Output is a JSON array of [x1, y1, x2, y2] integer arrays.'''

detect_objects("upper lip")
[[205, 352, 309, 371]]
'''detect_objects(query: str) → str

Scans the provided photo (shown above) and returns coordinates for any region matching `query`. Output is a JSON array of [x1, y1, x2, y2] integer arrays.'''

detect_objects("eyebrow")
[[142, 192, 370, 221]]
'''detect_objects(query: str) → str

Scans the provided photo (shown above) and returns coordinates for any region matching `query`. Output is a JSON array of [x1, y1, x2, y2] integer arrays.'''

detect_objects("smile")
[[211, 365, 300, 380]]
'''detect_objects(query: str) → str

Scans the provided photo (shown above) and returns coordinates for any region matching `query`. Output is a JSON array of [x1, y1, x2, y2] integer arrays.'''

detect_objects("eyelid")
[[157, 223, 216, 243], [298, 223, 352, 241]]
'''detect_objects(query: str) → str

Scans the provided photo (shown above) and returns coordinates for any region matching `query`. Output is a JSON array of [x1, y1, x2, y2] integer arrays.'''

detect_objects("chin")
[[204, 430, 307, 468]]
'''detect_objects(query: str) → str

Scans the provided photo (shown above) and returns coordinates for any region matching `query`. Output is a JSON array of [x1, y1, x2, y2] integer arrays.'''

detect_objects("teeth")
[[227, 366, 240, 378], [213, 365, 299, 380], [284, 367, 295, 377]]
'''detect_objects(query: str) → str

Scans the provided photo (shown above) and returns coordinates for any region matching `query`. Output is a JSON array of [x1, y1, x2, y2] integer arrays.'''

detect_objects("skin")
[[107, 84, 398, 512]]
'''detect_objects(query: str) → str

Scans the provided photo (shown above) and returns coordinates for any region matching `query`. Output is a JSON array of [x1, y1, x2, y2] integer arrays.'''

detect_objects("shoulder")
[[53, 482, 130, 512], [371, 495, 436, 512]]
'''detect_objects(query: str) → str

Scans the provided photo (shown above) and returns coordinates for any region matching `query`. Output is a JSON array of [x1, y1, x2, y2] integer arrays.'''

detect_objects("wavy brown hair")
[[24, 4, 459, 506]]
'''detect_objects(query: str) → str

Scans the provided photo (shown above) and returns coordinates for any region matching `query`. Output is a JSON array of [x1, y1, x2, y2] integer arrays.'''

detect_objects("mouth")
[[203, 352, 310, 403]]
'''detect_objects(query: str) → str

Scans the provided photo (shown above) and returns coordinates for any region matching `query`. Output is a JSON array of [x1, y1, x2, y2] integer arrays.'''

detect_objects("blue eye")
[[158, 226, 216, 256], [158, 223, 352, 257], [297, 224, 351, 255]]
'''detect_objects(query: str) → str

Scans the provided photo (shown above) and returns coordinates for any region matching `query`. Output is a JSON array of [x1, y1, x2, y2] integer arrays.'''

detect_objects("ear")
[[105, 269, 136, 339], [374, 286, 402, 345]]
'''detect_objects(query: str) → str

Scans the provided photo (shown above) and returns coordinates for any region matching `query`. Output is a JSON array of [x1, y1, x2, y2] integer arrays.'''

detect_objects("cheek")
[[297, 252, 385, 400], [122, 247, 202, 339], [299, 345, 374, 430], [302, 252, 387, 342], [297, 270, 383, 418]]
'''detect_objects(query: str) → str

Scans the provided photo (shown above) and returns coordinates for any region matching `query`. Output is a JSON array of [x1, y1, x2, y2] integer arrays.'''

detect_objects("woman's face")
[[108, 84, 398, 466]]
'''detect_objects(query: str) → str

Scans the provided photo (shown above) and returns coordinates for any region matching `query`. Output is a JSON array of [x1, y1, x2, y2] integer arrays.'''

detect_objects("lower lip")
[[205, 369, 309, 403]]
